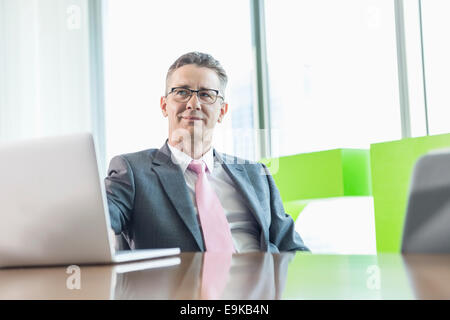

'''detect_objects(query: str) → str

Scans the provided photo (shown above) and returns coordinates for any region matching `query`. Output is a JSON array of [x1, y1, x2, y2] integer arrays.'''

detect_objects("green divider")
[[261, 149, 372, 220], [342, 149, 372, 196], [370, 133, 450, 253]]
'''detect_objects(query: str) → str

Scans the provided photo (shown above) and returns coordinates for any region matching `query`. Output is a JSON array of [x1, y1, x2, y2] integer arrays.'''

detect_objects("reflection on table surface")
[[1, 252, 449, 300]]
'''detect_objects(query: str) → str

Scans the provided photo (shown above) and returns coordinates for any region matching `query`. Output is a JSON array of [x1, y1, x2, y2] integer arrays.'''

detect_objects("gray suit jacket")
[[105, 142, 309, 253]]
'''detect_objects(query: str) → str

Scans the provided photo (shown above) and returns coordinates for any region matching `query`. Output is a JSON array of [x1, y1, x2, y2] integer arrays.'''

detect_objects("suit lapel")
[[152, 143, 204, 251], [215, 151, 269, 249]]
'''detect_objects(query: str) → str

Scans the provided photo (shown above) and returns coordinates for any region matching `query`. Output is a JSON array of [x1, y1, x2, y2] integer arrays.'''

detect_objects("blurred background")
[[1, 0, 449, 254]]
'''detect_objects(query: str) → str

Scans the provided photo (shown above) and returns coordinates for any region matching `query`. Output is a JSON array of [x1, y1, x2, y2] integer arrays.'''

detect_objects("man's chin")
[[182, 122, 204, 131], [173, 127, 200, 140]]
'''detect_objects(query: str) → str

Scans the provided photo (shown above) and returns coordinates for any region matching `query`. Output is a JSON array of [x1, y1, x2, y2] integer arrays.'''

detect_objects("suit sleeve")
[[262, 163, 310, 252], [104, 155, 135, 235]]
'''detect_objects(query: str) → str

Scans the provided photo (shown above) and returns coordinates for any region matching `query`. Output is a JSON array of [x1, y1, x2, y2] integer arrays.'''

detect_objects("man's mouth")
[[182, 116, 203, 121]]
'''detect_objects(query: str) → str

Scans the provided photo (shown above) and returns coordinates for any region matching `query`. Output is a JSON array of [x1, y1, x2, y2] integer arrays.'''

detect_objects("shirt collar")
[[167, 142, 215, 174]]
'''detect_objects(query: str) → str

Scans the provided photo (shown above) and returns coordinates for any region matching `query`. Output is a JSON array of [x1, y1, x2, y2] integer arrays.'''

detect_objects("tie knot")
[[188, 159, 206, 175]]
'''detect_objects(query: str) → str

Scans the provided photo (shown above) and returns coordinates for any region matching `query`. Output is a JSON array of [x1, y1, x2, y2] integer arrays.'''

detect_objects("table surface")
[[1, 252, 449, 300]]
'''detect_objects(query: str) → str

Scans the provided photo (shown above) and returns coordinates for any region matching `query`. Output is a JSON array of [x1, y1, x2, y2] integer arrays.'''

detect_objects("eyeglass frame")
[[166, 87, 225, 105]]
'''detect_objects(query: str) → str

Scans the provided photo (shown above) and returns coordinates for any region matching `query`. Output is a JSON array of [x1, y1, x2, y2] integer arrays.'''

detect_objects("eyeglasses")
[[166, 87, 224, 105]]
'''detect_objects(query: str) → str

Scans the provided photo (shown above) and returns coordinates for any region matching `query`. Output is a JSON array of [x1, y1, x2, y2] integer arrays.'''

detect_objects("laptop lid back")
[[0, 133, 114, 267], [402, 149, 450, 253]]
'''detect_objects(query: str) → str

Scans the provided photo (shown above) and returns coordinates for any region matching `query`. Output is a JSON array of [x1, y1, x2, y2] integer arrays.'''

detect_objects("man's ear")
[[217, 102, 228, 123], [160, 96, 168, 117]]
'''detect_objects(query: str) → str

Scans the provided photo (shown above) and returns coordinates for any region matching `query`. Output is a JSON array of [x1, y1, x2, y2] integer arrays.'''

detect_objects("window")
[[265, 0, 401, 156], [402, 0, 428, 137], [103, 0, 255, 164], [0, 0, 93, 142], [419, 0, 450, 135]]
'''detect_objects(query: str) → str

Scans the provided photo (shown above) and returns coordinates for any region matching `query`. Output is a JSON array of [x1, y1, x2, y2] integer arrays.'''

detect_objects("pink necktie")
[[188, 160, 235, 253]]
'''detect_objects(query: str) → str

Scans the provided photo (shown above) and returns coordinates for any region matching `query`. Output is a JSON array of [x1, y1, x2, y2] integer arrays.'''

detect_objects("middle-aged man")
[[105, 52, 309, 253]]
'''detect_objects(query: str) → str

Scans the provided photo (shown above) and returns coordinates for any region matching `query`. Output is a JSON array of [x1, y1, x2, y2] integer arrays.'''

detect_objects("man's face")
[[160, 64, 228, 144]]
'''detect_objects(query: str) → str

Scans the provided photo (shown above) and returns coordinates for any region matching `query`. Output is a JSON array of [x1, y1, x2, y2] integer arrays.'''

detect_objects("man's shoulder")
[[113, 148, 160, 164]]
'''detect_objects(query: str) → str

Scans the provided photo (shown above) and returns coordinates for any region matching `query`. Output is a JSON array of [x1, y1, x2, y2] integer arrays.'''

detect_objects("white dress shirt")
[[167, 143, 261, 253]]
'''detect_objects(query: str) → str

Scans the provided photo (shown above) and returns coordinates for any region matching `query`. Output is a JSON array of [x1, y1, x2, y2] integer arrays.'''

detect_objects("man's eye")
[[199, 91, 213, 98], [176, 89, 189, 96]]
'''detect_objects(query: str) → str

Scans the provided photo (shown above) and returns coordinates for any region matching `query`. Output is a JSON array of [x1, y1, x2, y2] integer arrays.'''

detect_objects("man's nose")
[[186, 93, 202, 110]]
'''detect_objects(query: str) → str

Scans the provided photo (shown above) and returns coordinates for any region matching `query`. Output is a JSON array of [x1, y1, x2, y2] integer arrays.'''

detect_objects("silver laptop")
[[401, 148, 450, 253], [0, 133, 180, 268]]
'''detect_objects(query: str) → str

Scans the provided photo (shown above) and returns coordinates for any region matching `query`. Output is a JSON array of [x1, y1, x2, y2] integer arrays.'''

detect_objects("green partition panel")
[[261, 149, 372, 220], [370, 133, 450, 253]]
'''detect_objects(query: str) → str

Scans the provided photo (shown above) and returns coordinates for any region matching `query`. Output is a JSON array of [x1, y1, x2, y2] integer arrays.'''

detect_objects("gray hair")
[[165, 52, 228, 95]]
